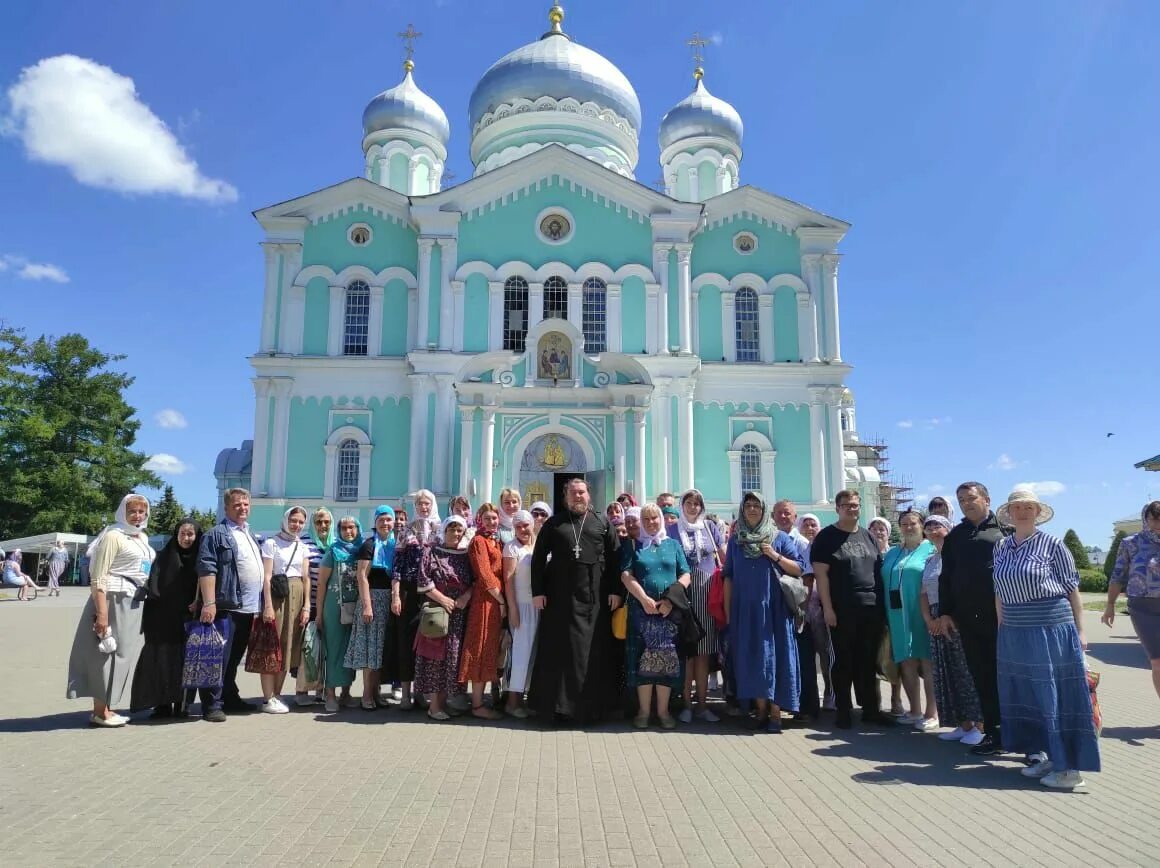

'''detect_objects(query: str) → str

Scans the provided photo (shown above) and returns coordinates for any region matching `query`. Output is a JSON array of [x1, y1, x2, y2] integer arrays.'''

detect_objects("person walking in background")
[[45, 540, 69, 596], [315, 516, 362, 713], [919, 514, 984, 746], [66, 493, 155, 727], [258, 507, 310, 714], [938, 482, 1011, 755], [1104, 501, 1160, 701], [992, 488, 1099, 790]]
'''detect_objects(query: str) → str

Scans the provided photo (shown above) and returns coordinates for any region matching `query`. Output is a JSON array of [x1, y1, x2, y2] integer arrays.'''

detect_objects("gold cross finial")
[[687, 31, 709, 80], [398, 23, 422, 71]]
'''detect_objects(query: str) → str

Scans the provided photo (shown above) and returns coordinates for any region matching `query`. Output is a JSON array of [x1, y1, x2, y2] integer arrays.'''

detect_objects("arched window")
[[544, 275, 568, 321], [740, 443, 762, 493], [335, 438, 360, 501], [735, 286, 759, 362], [503, 277, 529, 352], [582, 277, 607, 353], [343, 280, 370, 356]]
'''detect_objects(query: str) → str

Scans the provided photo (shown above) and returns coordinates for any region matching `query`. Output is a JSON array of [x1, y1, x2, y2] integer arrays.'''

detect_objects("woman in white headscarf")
[[502, 509, 538, 717], [258, 506, 310, 714], [675, 489, 726, 723], [66, 493, 156, 727]]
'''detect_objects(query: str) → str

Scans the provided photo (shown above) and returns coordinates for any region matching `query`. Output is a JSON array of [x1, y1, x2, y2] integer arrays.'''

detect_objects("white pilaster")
[[250, 377, 273, 496], [567, 282, 583, 332], [797, 288, 819, 363], [479, 408, 496, 504], [822, 254, 842, 362], [357, 443, 372, 501], [285, 284, 306, 355], [327, 285, 345, 356], [528, 281, 545, 327], [727, 450, 741, 506], [809, 390, 828, 503], [368, 284, 384, 358], [458, 407, 475, 498], [407, 286, 418, 351], [450, 281, 465, 352], [758, 292, 774, 363], [653, 378, 671, 494], [488, 281, 503, 350], [259, 243, 280, 353], [675, 243, 693, 354], [416, 238, 435, 349], [653, 244, 672, 351], [690, 287, 700, 356], [431, 374, 455, 494], [800, 254, 822, 359], [644, 283, 659, 353], [438, 239, 457, 350], [688, 167, 700, 203], [633, 408, 648, 501], [375, 155, 387, 186], [721, 290, 737, 363], [826, 387, 846, 498], [761, 449, 777, 506], [267, 378, 294, 498], [407, 374, 433, 492], [607, 283, 623, 352], [613, 407, 627, 496], [677, 378, 695, 493]]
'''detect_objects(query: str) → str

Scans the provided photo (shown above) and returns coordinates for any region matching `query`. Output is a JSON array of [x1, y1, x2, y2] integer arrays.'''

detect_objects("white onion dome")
[[659, 74, 743, 154], [362, 61, 450, 148]]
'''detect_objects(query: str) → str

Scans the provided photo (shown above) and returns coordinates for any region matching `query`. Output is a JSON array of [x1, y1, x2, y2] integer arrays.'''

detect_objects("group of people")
[[2, 540, 72, 600], [65, 477, 1150, 793]]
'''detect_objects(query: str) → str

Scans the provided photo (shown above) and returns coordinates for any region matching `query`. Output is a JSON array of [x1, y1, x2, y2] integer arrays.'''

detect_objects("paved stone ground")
[[2, 588, 1157, 867]]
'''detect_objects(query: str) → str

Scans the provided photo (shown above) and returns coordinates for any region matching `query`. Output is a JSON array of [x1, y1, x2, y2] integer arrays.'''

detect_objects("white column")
[[644, 283, 659, 353], [528, 281, 545, 327], [606, 283, 622, 352], [259, 243, 280, 353], [826, 388, 846, 498], [653, 244, 672, 351], [797, 288, 819, 363], [675, 243, 693, 354], [613, 408, 627, 495], [677, 378, 695, 492], [715, 166, 728, 197], [479, 408, 496, 504], [367, 284, 384, 357], [653, 379, 671, 494], [438, 239, 457, 350], [761, 450, 777, 506], [488, 281, 503, 350], [274, 243, 302, 353], [758, 292, 774, 363], [567, 282, 582, 332], [632, 408, 648, 500], [416, 238, 435, 349], [250, 377, 273, 495], [690, 287, 700, 356], [809, 391, 828, 503], [431, 374, 455, 494], [822, 254, 842, 362], [800, 254, 822, 359], [375, 155, 387, 186], [407, 374, 432, 492], [285, 284, 306, 354], [688, 166, 700, 203], [721, 290, 737, 362], [327, 285, 345, 356], [267, 378, 294, 497], [458, 407, 475, 498], [450, 281, 465, 352], [407, 286, 418, 351], [357, 444, 372, 501], [727, 450, 741, 505]]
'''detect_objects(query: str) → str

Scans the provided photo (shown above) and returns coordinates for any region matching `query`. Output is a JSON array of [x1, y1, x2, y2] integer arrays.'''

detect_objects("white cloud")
[[144, 453, 189, 475], [928, 483, 946, 494], [989, 453, 1019, 471], [2, 55, 237, 202], [1015, 480, 1066, 497], [0, 254, 69, 282], [709, 31, 725, 46], [896, 419, 914, 429], [154, 409, 187, 430]]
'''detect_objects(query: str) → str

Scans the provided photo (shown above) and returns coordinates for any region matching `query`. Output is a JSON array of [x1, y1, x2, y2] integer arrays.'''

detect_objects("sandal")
[[361, 699, 377, 711], [659, 716, 677, 730], [427, 709, 451, 721], [471, 705, 502, 720], [633, 714, 650, 729]]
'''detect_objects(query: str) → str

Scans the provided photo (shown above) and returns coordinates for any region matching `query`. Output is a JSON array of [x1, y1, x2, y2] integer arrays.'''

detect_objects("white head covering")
[[796, 513, 820, 534], [512, 509, 533, 526], [530, 501, 552, 517], [86, 493, 149, 557], [677, 488, 708, 554], [439, 514, 467, 544], [280, 506, 306, 539], [636, 506, 668, 548], [411, 489, 441, 522], [868, 517, 892, 534]]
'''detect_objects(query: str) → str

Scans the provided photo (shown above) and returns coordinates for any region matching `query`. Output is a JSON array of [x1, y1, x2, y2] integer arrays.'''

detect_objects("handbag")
[[611, 605, 627, 639], [182, 619, 232, 689], [418, 601, 450, 638], [778, 574, 808, 620], [244, 617, 283, 674], [269, 540, 298, 602], [337, 560, 359, 625], [302, 621, 323, 684]]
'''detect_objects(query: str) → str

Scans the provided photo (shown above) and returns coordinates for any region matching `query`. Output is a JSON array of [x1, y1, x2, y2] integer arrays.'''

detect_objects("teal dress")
[[319, 549, 356, 689], [881, 541, 935, 663], [622, 537, 691, 689]]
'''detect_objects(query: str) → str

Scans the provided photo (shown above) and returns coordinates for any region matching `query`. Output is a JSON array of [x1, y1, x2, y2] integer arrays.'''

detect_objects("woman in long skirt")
[[993, 488, 1100, 790], [45, 541, 69, 596], [315, 516, 362, 712], [347, 505, 397, 710], [66, 493, 155, 727], [459, 504, 506, 720], [674, 488, 725, 723], [258, 507, 310, 714], [416, 517, 473, 721], [131, 518, 202, 717], [503, 510, 538, 717]]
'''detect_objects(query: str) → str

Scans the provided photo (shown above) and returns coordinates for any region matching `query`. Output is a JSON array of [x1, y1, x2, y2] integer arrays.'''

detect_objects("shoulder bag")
[[418, 601, 449, 639], [337, 560, 359, 625], [707, 541, 727, 629], [269, 540, 298, 602]]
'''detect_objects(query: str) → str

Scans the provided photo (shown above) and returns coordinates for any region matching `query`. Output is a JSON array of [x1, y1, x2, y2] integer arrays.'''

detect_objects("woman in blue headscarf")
[[347, 506, 396, 710], [315, 515, 362, 712]]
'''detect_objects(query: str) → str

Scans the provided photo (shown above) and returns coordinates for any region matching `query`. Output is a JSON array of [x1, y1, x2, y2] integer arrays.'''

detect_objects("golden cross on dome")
[[687, 31, 709, 80], [398, 23, 422, 70]]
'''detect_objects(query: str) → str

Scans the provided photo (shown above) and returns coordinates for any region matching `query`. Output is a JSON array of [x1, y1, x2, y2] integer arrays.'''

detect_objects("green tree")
[[1062, 529, 1091, 570], [189, 507, 219, 531], [1104, 530, 1127, 580], [0, 328, 160, 537], [150, 485, 186, 535]]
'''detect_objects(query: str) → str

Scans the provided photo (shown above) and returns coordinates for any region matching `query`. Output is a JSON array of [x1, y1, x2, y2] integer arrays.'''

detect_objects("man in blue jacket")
[[197, 488, 265, 721]]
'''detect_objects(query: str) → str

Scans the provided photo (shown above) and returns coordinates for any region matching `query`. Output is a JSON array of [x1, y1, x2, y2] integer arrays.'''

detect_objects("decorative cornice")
[[472, 96, 638, 142]]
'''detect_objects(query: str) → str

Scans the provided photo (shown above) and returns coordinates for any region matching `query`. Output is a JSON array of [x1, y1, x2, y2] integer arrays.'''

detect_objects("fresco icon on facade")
[[537, 332, 572, 380]]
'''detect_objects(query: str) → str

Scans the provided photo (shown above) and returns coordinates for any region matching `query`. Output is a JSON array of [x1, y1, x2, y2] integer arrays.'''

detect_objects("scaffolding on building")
[[849, 435, 912, 525]]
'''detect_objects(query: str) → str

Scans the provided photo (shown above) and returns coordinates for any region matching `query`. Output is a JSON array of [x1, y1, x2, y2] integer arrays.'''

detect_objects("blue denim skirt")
[[997, 597, 1100, 772]]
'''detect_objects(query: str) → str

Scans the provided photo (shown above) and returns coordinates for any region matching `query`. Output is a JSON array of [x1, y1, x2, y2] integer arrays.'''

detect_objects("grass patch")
[[1083, 600, 1127, 614]]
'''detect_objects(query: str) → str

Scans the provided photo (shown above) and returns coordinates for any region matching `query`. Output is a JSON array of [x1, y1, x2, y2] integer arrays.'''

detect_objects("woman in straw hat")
[[992, 487, 1100, 790]]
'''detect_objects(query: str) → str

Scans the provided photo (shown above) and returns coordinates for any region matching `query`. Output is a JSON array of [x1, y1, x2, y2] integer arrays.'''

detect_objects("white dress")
[[504, 541, 539, 693]]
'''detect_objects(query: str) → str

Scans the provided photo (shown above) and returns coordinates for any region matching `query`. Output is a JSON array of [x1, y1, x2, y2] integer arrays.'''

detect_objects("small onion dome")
[[362, 61, 450, 147], [658, 74, 743, 153]]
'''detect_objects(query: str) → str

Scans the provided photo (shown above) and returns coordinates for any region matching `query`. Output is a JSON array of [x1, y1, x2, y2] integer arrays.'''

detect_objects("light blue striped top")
[[992, 531, 1078, 605]]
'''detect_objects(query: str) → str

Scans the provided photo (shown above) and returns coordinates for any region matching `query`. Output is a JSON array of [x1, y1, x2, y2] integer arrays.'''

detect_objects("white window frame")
[[503, 276, 529, 352], [734, 286, 760, 362], [343, 280, 371, 356], [728, 429, 776, 506], [581, 277, 607, 353], [323, 425, 372, 502]]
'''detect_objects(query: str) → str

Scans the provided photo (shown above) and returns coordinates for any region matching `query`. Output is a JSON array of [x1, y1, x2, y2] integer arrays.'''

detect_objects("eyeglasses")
[[532, 510, 549, 518]]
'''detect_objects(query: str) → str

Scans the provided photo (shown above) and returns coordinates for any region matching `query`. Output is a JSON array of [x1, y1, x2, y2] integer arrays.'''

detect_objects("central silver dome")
[[468, 31, 641, 132], [659, 79, 743, 152]]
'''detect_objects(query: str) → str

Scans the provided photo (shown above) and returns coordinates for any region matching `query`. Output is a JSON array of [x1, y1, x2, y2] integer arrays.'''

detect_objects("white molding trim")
[[702, 186, 849, 236], [473, 96, 638, 142], [292, 264, 417, 290], [503, 422, 599, 490], [731, 429, 774, 452]]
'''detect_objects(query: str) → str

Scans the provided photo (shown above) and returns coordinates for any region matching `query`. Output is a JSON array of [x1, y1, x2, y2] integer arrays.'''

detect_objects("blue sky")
[[2, 0, 1155, 549]]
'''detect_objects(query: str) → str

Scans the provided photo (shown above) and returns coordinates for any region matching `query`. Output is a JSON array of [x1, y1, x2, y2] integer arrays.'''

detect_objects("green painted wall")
[[773, 285, 799, 362], [772, 404, 812, 502], [388, 153, 409, 193], [370, 397, 411, 497], [692, 403, 731, 502], [303, 277, 329, 355], [456, 176, 652, 271], [463, 274, 490, 351], [697, 161, 716, 200], [691, 216, 800, 280], [620, 277, 646, 353], [286, 397, 331, 497], [696, 284, 723, 361], [382, 279, 409, 355], [301, 207, 418, 275]]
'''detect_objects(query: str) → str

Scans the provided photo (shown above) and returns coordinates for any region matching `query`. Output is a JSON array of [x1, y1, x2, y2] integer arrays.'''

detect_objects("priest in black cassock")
[[528, 478, 623, 724]]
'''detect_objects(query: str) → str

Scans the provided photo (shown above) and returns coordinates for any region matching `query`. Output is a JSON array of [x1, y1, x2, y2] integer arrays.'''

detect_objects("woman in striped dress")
[[993, 488, 1099, 790], [674, 489, 725, 723]]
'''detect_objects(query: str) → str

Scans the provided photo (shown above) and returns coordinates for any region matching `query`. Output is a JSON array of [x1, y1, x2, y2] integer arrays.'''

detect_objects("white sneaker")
[[392, 687, 403, 701], [262, 697, 290, 714], [914, 717, 939, 732], [696, 708, 720, 723], [939, 726, 968, 741], [678, 708, 693, 724], [89, 713, 128, 728], [1022, 759, 1054, 779], [960, 729, 985, 746], [1040, 770, 1084, 790], [898, 712, 922, 725]]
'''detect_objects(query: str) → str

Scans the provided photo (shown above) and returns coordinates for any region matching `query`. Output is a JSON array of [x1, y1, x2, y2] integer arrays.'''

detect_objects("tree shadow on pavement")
[[1100, 724, 1160, 746], [1085, 639, 1148, 669]]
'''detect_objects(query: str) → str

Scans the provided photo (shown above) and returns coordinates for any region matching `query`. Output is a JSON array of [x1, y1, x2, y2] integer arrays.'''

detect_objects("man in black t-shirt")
[[811, 489, 892, 729]]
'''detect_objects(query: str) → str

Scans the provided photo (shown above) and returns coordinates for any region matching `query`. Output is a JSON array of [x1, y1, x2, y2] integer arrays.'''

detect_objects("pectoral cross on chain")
[[573, 542, 583, 558]]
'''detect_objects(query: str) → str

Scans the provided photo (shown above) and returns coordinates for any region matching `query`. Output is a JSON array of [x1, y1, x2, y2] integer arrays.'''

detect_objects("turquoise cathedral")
[[215, 4, 882, 530]]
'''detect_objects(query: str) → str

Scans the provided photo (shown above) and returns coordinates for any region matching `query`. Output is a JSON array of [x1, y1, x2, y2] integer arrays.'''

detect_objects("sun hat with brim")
[[996, 488, 1055, 526]]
